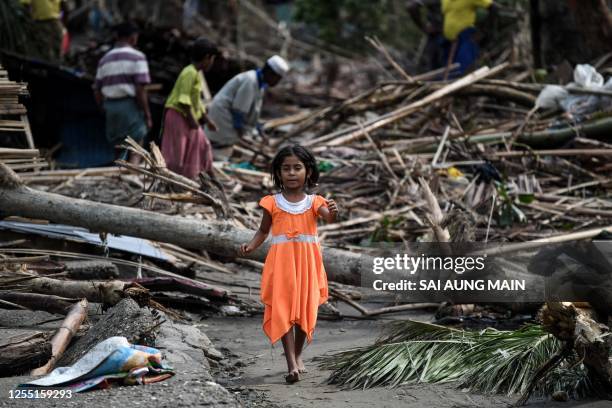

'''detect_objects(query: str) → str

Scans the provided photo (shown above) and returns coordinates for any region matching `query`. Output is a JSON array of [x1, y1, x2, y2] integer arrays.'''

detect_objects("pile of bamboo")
[[8, 59, 612, 247], [0, 65, 35, 149], [226, 61, 612, 246]]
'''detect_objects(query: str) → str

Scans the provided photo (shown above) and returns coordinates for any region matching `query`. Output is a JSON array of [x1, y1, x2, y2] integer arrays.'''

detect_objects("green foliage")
[[370, 216, 402, 243], [496, 181, 526, 227], [320, 321, 592, 398]]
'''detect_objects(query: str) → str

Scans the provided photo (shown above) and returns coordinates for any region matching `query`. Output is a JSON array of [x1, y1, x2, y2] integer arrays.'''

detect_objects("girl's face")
[[279, 155, 310, 190], [199, 55, 216, 72]]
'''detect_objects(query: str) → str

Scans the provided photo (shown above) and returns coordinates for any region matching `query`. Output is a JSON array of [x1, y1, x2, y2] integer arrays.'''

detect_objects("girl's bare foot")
[[296, 357, 308, 373], [285, 369, 300, 384]]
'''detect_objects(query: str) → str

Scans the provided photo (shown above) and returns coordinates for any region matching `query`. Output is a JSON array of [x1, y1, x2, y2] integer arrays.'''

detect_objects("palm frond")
[[320, 320, 591, 398]]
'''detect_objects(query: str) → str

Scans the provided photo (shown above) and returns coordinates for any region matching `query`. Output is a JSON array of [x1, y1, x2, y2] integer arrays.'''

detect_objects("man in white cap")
[[206, 55, 289, 159]]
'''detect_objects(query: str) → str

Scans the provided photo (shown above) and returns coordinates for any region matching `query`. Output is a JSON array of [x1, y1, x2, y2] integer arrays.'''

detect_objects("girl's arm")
[[318, 199, 339, 223], [177, 102, 199, 129], [199, 112, 217, 131], [239, 210, 272, 256]]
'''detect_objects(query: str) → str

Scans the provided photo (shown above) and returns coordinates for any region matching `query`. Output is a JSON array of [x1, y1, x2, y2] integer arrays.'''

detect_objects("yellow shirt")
[[165, 64, 206, 121], [21, 0, 62, 21], [441, 0, 492, 40]]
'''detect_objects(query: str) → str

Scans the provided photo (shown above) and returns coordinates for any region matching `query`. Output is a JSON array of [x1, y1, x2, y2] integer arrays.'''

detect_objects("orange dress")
[[259, 193, 329, 344]]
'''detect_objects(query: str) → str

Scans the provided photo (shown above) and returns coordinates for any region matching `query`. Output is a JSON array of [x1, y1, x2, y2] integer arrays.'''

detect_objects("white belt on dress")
[[269, 233, 318, 245]]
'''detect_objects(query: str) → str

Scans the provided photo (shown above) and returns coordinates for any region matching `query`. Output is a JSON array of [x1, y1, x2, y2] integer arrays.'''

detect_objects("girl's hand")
[[327, 199, 339, 217], [187, 116, 200, 130], [239, 243, 253, 256], [206, 117, 218, 132]]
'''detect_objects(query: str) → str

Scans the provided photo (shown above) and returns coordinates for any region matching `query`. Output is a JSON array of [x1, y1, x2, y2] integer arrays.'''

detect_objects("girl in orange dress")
[[240, 145, 338, 384]]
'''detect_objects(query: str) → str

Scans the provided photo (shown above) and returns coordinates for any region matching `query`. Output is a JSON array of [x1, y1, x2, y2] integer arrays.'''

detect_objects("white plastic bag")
[[535, 85, 568, 109], [535, 64, 610, 114], [573, 64, 604, 88]]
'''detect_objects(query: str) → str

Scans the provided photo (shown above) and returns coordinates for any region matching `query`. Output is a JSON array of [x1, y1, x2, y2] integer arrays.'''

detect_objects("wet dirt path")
[[204, 314, 600, 408]]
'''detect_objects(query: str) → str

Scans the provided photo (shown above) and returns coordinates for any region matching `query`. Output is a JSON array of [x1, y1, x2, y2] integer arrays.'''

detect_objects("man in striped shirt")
[[94, 22, 151, 163]]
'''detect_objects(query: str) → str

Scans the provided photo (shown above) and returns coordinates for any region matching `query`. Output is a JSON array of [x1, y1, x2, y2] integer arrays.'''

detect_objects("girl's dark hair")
[[271, 145, 319, 190], [190, 37, 220, 62]]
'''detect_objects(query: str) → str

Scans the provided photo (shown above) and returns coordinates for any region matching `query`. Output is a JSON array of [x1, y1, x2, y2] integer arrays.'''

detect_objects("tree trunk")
[[0, 163, 369, 285], [22, 277, 126, 306], [0, 292, 78, 315], [64, 260, 119, 280], [533, 1, 612, 67], [540, 302, 612, 398], [0, 333, 52, 377]]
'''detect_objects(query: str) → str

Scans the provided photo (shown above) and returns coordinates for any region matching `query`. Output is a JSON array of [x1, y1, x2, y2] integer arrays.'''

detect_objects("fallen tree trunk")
[[516, 302, 612, 405], [22, 277, 126, 305], [64, 260, 119, 280], [0, 164, 369, 285], [0, 332, 52, 377], [0, 292, 78, 314], [123, 277, 229, 301], [540, 302, 612, 394], [31, 299, 88, 376]]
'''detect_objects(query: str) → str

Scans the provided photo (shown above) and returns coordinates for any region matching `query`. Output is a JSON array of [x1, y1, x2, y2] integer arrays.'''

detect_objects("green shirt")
[[21, 0, 62, 21], [165, 64, 205, 121]]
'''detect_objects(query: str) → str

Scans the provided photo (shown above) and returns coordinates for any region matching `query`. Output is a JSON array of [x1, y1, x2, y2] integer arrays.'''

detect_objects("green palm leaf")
[[319, 320, 591, 397]]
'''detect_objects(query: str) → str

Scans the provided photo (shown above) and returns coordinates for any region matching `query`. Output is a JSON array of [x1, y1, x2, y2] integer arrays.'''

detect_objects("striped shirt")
[[95, 46, 151, 99]]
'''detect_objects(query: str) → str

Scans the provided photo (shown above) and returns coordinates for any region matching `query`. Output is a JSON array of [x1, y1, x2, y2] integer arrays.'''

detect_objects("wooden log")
[[0, 163, 368, 285], [22, 277, 126, 305], [0, 333, 52, 377], [64, 260, 119, 280], [123, 277, 229, 301], [535, 302, 612, 400], [31, 299, 88, 376], [0, 292, 78, 315]]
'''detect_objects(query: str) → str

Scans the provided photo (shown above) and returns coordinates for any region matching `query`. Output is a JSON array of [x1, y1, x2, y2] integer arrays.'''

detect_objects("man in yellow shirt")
[[21, 0, 66, 62], [441, 0, 493, 76]]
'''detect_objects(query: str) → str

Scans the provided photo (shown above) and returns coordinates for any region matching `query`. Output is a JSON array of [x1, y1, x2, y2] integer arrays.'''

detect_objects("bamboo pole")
[[31, 299, 88, 376], [305, 64, 506, 148], [482, 225, 612, 256]]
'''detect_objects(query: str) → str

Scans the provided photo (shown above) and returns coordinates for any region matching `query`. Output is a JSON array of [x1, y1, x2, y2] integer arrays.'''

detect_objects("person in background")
[[94, 22, 152, 164], [441, 0, 493, 77], [408, 0, 444, 71], [161, 38, 220, 180], [20, 0, 67, 62], [205, 55, 290, 160]]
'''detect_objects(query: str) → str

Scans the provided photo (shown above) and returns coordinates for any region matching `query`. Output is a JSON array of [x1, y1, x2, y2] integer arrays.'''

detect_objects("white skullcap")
[[266, 55, 290, 77]]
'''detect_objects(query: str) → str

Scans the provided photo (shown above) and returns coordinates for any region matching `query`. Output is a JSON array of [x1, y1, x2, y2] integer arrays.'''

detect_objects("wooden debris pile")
[[238, 60, 612, 246], [0, 64, 35, 150]]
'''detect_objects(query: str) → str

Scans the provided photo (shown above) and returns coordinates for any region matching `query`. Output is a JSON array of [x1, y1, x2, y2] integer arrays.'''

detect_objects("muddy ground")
[[1, 306, 610, 408], [206, 313, 609, 408]]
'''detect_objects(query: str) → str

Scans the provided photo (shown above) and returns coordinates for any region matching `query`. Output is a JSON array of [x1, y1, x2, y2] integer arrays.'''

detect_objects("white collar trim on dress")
[[274, 193, 313, 214]]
